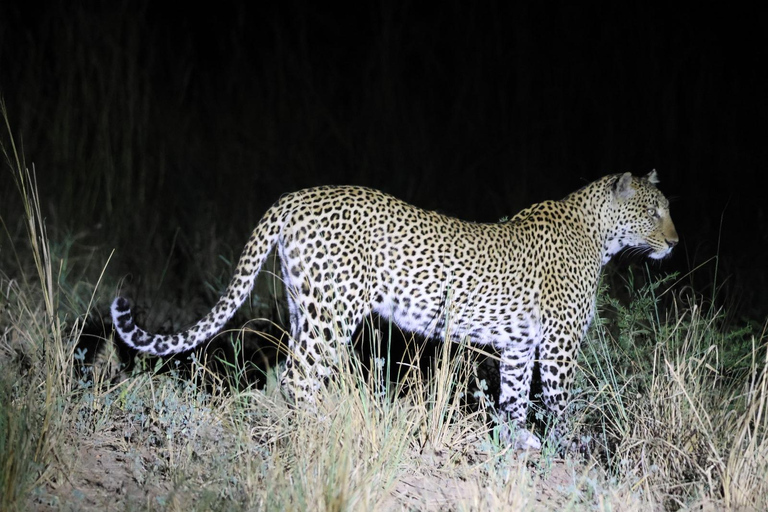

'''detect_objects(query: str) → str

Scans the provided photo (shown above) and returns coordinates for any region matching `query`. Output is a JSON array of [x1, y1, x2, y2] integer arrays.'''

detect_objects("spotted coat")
[[112, 171, 678, 449]]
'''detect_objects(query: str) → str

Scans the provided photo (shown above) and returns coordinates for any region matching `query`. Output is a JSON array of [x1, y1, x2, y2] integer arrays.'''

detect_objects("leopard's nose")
[[665, 224, 679, 249]]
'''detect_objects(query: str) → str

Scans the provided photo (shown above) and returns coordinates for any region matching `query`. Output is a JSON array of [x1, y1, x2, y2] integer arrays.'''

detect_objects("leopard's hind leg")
[[279, 280, 367, 407]]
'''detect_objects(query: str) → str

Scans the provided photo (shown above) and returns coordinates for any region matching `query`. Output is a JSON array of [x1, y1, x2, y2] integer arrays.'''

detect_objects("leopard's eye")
[[647, 207, 659, 218]]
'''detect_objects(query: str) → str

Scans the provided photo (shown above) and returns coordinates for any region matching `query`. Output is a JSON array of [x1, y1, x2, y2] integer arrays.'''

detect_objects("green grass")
[[575, 275, 768, 509]]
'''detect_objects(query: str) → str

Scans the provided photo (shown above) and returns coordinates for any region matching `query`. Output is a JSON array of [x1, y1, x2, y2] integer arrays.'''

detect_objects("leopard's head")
[[605, 170, 678, 261]]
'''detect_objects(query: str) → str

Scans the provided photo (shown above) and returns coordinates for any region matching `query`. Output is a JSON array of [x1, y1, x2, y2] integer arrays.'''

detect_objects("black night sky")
[[1, 2, 766, 317]]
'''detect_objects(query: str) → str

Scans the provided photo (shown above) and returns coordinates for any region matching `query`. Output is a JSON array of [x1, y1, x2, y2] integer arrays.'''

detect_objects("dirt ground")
[[31, 433, 591, 511]]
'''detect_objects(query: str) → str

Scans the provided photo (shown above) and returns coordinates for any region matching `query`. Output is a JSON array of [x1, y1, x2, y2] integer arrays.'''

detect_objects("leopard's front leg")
[[497, 342, 541, 450]]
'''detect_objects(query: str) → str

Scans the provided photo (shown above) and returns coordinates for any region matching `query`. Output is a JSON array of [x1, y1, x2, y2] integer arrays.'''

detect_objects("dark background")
[[1, 2, 766, 319]]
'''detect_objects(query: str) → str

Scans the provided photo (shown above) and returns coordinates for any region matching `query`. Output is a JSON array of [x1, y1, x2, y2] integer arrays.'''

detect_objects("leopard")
[[111, 170, 678, 450]]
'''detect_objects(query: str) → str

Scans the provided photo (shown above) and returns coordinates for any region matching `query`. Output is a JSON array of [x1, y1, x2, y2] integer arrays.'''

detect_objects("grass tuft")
[[577, 271, 768, 509]]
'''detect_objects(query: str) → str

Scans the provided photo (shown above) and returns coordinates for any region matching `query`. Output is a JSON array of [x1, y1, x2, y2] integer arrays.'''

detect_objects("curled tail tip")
[[111, 296, 130, 313], [111, 296, 136, 339], [110, 297, 188, 356]]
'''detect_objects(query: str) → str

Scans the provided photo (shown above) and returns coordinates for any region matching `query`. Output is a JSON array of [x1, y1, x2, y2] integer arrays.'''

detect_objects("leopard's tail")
[[111, 203, 284, 356]]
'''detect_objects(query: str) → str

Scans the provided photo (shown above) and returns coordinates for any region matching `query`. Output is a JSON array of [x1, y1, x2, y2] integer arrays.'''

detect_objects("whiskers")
[[618, 245, 655, 262]]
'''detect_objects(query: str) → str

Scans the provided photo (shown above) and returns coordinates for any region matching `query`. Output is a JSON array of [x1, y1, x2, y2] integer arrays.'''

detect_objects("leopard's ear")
[[645, 169, 659, 184], [613, 172, 635, 200]]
